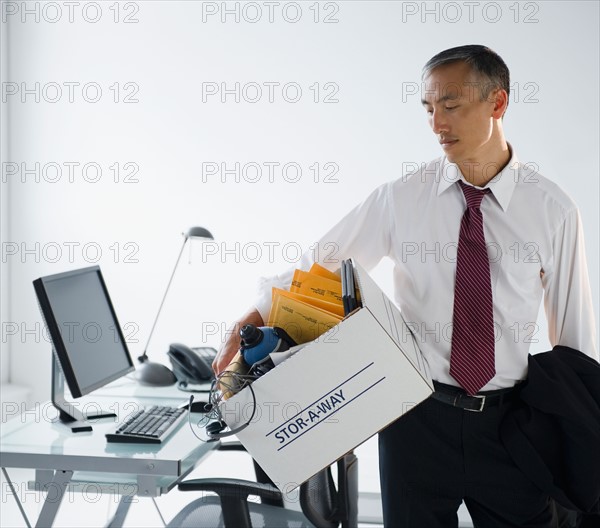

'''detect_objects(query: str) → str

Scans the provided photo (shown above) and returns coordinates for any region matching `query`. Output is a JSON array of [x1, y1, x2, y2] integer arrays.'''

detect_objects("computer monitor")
[[33, 266, 135, 431]]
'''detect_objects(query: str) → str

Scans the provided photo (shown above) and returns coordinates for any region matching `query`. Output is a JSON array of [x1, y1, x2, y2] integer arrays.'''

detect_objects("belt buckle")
[[464, 395, 486, 412]]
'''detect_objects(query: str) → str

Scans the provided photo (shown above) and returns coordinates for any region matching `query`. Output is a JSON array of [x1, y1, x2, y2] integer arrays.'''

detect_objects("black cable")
[[186, 371, 258, 442]]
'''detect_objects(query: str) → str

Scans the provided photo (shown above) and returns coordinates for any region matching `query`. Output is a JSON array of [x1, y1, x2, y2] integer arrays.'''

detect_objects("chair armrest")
[[178, 477, 283, 502], [213, 442, 284, 507]]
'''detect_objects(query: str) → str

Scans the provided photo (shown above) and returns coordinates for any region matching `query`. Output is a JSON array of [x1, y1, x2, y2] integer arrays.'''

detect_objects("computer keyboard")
[[105, 405, 187, 444]]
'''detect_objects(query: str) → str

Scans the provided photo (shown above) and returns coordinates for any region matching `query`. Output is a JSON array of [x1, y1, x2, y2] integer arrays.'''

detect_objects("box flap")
[[352, 260, 432, 389]]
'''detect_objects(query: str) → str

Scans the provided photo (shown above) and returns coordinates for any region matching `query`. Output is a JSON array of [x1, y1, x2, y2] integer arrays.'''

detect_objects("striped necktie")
[[449, 180, 496, 395]]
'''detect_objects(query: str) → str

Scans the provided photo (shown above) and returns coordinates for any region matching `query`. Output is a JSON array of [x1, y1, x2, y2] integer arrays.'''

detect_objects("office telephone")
[[167, 343, 217, 385]]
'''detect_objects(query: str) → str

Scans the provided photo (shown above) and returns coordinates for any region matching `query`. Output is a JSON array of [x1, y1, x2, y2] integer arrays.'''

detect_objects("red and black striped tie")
[[449, 180, 495, 395]]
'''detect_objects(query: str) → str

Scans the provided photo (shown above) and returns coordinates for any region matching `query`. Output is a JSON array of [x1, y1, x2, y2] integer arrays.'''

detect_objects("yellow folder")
[[268, 288, 343, 345], [271, 288, 346, 318], [290, 269, 344, 305], [309, 262, 341, 283]]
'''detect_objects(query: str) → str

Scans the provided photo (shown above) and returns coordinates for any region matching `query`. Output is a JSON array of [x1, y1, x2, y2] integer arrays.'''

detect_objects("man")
[[213, 45, 598, 526]]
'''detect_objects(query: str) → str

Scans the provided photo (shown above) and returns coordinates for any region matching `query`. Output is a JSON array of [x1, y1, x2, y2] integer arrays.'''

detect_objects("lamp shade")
[[185, 227, 214, 240]]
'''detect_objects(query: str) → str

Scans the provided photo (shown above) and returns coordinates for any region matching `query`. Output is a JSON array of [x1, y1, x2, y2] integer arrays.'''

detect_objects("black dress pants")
[[378, 394, 554, 527]]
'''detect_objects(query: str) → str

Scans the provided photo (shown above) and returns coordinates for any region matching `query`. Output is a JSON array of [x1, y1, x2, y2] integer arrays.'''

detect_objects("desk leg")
[[36, 470, 73, 528], [106, 495, 134, 528], [2, 467, 33, 528]]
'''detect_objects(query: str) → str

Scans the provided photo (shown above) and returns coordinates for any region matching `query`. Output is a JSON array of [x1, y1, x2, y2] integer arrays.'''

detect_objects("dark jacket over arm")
[[500, 346, 600, 513]]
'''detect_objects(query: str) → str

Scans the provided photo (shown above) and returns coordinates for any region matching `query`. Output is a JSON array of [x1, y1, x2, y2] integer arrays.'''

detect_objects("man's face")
[[421, 61, 503, 164]]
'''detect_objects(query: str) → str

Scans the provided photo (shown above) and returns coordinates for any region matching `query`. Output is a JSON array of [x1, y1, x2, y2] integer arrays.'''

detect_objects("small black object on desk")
[[180, 400, 213, 413]]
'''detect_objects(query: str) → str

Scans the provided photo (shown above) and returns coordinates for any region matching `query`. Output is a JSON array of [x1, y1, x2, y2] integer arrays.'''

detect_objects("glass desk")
[[0, 381, 219, 527]]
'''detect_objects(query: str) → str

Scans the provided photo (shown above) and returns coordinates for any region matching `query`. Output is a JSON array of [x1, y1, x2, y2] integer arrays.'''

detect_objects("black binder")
[[341, 259, 358, 316]]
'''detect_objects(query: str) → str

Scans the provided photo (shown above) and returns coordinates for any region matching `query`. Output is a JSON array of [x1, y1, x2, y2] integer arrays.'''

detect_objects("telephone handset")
[[167, 343, 217, 385]]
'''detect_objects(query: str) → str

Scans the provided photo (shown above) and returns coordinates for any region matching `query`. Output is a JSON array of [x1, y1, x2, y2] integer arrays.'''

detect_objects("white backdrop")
[[1, 2, 598, 487]]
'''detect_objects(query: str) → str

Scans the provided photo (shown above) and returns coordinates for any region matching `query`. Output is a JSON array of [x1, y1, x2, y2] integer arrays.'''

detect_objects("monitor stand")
[[51, 352, 117, 433]]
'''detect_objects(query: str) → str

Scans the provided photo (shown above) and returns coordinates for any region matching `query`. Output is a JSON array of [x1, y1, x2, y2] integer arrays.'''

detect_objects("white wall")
[[0, 4, 9, 384], [1, 0, 599, 493]]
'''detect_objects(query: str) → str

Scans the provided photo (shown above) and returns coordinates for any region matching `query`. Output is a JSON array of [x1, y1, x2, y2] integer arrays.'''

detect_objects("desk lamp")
[[135, 226, 214, 386]]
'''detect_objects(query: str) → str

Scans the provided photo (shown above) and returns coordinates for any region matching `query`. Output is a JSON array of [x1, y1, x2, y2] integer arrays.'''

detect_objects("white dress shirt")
[[254, 145, 598, 390]]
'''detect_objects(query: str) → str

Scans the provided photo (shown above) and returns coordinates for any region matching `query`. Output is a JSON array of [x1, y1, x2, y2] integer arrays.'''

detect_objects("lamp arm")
[[139, 237, 187, 361]]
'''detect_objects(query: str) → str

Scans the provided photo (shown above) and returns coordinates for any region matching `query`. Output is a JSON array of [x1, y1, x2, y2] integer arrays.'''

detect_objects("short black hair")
[[422, 45, 510, 111]]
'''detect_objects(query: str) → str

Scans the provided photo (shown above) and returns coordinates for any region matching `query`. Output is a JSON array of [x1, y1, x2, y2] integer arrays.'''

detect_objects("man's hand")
[[212, 308, 264, 375]]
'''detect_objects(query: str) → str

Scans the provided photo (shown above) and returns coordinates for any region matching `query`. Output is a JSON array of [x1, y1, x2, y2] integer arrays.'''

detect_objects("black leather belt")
[[431, 381, 521, 412]]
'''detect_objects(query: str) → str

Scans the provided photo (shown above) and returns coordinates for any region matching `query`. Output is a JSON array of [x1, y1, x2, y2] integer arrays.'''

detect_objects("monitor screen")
[[34, 266, 135, 398]]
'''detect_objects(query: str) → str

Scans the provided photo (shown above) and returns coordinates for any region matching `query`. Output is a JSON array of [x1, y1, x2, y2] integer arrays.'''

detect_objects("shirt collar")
[[436, 143, 519, 212]]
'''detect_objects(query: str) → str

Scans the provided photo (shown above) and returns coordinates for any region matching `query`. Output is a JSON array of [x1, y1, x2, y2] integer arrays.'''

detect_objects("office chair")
[[167, 444, 358, 528]]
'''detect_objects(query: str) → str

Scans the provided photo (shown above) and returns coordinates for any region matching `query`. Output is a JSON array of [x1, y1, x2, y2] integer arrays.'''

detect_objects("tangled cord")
[[187, 367, 259, 442]]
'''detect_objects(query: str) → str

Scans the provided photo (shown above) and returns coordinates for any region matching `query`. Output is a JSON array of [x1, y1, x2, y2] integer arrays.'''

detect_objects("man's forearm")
[[212, 308, 264, 374]]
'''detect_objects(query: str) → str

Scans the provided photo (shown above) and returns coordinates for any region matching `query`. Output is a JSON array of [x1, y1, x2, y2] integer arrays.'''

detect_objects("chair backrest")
[[300, 453, 359, 528]]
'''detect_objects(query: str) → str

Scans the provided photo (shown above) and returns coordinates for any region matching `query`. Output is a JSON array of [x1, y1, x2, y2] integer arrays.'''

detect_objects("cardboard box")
[[220, 260, 433, 490]]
